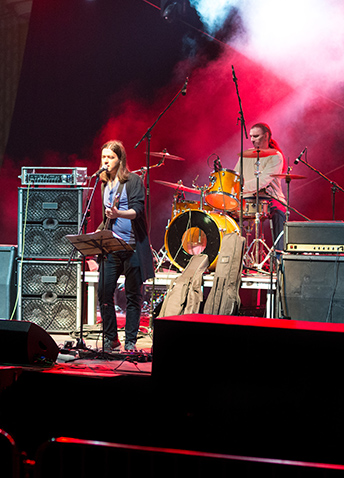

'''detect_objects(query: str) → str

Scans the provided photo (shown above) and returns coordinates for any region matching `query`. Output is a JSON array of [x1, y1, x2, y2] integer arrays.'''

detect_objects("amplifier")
[[19, 167, 87, 186], [284, 221, 344, 253]]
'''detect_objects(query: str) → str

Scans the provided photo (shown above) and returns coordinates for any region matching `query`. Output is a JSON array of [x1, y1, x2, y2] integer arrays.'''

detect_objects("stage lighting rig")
[[160, 0, 186, 23]]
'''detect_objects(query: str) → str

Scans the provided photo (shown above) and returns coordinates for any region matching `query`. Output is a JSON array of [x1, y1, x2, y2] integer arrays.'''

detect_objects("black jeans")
[[98, 250, 143, 345], [270, 206, 286, 252]]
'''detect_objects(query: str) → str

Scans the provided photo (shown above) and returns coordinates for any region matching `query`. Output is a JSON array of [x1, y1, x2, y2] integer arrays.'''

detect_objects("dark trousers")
[[270, 206, 286, 252], [98, 250, 143, 345]]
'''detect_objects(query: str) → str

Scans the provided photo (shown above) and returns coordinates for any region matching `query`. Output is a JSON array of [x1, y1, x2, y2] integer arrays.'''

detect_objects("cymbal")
[[146, 151, 185, 161], [240, 148, 279, 158], [154, 180, 201, 195], [271, 173, 306, 180]]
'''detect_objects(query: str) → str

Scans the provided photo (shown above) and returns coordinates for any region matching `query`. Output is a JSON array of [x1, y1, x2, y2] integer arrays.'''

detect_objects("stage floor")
[[48, 318, 153, 377]]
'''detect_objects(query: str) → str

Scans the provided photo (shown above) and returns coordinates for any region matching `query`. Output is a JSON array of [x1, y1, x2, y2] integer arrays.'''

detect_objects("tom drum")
[[205, 169, 240, 211]]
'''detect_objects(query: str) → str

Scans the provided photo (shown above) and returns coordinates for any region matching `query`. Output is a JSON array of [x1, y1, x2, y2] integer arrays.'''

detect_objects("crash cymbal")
[[146, 151, 185, 161], [154, 180, 201, 195], [240, 148, 279, 158], [271, 173, 306, 180]]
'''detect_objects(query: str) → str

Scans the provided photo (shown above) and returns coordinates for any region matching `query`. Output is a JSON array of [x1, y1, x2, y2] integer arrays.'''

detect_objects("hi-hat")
[[146, 151, 185, 161], [154, 180, 201, 195], [240, 148, 279, 158], [271, 173, 306, 180]]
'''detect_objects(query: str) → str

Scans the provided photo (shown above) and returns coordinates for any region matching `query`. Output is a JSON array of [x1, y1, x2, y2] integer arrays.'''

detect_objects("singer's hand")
[[105, 206, 119, 220], [105, 206, 137, 220]]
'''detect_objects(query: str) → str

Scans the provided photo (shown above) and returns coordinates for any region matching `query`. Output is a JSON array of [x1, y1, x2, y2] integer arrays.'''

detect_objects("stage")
[[2, 314, 344, 476]]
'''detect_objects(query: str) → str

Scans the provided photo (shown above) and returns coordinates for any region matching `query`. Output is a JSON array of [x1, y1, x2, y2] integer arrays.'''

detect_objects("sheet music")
[[65, 230, 133, 256]]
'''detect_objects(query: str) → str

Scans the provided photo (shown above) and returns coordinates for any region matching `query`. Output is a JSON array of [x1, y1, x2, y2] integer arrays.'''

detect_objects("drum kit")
[[150, 150, 306, 272]]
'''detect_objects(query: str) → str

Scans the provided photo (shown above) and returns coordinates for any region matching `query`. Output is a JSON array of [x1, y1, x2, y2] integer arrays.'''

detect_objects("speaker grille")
[[18, 187, 85, 258], [20, 188, 82, 222], [20, 261, 79, 296], [22, 223, 79, 258], [282, 255, 344, 322], [21, 297, 78, 332]]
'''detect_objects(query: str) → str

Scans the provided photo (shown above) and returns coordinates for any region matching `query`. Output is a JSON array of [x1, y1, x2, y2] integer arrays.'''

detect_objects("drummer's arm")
[[244, 154, 283, 194]]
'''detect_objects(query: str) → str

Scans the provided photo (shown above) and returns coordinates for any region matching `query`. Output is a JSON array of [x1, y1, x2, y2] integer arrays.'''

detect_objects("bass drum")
[[165, 210, 240, 271]]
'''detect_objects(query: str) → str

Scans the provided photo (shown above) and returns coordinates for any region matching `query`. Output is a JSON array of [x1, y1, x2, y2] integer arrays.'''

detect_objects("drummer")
[[234, 122, 286, 253]]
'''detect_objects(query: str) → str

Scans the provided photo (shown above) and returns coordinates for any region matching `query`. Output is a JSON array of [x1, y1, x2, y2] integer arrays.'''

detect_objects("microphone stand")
[[134, 77, 189, 231], [68, 173, 102, 350], [295, 154, 344, 220], [134, 77, 188, 333], [231, 65, 248, 235]]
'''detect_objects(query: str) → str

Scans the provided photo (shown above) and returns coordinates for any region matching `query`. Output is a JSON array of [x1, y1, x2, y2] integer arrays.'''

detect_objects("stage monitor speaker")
[[0, 246, 17, 320], [18, 187, 85, 259], [282, 254, 344, 322], [0, 320, 59, 365]]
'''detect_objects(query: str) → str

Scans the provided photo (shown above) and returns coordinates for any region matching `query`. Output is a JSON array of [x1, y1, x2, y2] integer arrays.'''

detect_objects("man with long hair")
[[234, 122, 286, 254], [96, 140, 154, 352]]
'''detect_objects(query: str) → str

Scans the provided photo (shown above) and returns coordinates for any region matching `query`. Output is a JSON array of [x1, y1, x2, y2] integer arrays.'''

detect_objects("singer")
[[234, 122, 287, 253], [95, 140, 154, 352]]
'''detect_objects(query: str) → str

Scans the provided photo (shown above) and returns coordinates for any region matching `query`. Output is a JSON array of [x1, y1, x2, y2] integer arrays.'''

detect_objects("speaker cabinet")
[[18, 187, 85, 259], [282, 254, 344, 322], [0, 246, 17, 320], [0, 320, 59, 365], [17, 260, 81, 332]]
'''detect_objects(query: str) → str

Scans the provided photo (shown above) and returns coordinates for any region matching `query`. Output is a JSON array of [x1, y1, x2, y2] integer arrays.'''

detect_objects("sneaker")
[[124, 342, 137, 352], [104, 337, 121, 353]]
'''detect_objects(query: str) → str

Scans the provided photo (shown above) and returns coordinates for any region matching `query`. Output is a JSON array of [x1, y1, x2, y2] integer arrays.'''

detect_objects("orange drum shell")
[[172, 200, 212, 219], [205, 169, 240, 211]]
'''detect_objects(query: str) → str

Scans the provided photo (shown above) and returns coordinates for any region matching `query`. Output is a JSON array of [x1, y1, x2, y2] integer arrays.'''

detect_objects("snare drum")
[[165, 209, 240, 271], [242, 199, 270, 218], [205, 169, 240, 211]]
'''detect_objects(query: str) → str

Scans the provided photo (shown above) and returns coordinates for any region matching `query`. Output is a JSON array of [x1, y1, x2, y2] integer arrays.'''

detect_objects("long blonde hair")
[[99, 140, 130, 183]]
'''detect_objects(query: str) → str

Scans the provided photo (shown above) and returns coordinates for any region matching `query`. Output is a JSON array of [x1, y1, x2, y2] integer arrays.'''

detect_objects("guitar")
[[104, 191, 120, 230]]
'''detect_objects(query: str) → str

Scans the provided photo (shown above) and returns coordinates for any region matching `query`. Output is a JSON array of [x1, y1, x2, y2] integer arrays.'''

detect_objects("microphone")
[[294, 146, 307, 164], [181, 77, 189, 96], [91, 166, 107, 178]]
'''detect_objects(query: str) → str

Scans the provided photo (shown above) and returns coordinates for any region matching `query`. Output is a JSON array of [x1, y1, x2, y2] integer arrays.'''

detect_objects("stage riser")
[[152, 315, 344, 391]]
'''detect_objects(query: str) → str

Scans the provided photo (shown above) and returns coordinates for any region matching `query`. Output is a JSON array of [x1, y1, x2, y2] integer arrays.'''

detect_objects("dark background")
[[2, 0, 344, 251]]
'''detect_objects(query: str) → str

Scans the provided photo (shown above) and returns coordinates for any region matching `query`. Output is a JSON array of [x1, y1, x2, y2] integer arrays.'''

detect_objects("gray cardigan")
[[98, 172, 155, 283]]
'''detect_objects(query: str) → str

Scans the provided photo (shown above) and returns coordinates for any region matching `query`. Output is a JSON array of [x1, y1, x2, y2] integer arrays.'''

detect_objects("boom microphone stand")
[[232, 65, 248, 235], [134, 77, 189, 332], [294, 148, 344, 220], [134, 77, 189, 230]]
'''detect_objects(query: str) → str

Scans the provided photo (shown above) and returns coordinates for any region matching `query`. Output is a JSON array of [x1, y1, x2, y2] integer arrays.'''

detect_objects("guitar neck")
[[104, 191, 120, 230]]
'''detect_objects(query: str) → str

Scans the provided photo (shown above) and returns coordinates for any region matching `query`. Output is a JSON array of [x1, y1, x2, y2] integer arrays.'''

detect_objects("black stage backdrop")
[[2, 0, 344, 251]]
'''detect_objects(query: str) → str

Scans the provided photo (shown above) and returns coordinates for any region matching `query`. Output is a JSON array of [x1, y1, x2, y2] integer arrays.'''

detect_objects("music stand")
[[66, 230, 132, 353]]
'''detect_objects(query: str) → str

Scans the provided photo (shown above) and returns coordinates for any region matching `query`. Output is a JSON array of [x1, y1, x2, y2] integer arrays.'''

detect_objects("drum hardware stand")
[[243, 149, 272, 272], [132, 155, 165, 179]]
